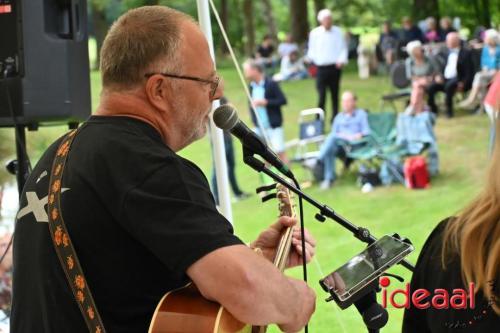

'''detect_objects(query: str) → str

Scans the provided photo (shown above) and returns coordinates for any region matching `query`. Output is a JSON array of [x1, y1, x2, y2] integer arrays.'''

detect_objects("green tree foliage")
[[87, 0, 498, 58]]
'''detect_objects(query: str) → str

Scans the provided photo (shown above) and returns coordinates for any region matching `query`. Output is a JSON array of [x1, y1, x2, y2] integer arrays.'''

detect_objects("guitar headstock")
[[276, 184, 295, 218], [255, 183, 296, 218]]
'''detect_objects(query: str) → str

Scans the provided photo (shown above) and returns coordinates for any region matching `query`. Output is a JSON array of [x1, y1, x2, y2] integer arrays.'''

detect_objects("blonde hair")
[[442, 119, 500, 314], [100, 6, 194, 89]]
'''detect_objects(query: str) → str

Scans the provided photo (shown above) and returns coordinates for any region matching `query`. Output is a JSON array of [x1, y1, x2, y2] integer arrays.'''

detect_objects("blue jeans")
[[318, 134, 347, 182]]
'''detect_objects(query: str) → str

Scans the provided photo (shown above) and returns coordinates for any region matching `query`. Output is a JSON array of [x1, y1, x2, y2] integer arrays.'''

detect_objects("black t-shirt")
[[257, 45, 274, 58], [402, 219, 499, 332], [11, 116, 243, 333]]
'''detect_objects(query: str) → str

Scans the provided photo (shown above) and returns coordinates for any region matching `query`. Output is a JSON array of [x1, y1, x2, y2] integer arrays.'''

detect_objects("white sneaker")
[[303, 158, 318, 169], [361, 182, 374, 193], [319, 180, 332, 190]]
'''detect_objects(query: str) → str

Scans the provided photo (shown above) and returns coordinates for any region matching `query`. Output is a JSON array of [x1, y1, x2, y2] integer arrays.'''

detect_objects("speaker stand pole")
[[15, 124, 29, 197]]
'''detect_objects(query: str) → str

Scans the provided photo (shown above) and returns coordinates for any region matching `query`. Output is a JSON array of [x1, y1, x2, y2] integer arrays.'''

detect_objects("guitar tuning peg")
[[261, 193, 277, 203], [256, 183, 277, 194]]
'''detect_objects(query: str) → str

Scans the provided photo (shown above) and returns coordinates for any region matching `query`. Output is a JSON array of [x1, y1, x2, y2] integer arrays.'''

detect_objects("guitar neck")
[[273, 185, 296, 272]]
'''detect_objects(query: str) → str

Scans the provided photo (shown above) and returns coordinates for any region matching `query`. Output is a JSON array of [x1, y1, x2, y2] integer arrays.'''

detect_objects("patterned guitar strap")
[[47, 128, 106, 333]]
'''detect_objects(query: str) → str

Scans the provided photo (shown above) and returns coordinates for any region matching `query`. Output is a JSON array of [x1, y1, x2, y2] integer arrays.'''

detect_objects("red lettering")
[[390, 284, 410, 309], [450, 289, 467, 309], [432, 289, 449, 309], [412, 289, 431, 309], [469, 282, 475, 309], [382, 288, 387, 308]]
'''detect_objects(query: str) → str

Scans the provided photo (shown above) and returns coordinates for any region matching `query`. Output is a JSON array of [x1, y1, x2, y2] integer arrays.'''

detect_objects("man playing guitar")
[[11, 6, 316, 333]]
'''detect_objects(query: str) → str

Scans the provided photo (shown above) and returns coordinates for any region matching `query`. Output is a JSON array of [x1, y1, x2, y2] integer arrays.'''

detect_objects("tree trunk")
[[261, 0, 278, 43], [480, 0, 491, 28], [290, 0, 309, 45], [412, 0, 439, 21], [91, 3, 109, 70], [220, 0, 229, 53], [242, 0, 255, 56], [313, 0, 325, 17], [470, 0, 482, 26]]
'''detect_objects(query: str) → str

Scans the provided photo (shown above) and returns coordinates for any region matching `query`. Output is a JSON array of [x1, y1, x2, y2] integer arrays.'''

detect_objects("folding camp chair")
[[380, 60, 411, 112], [285, 108, 325, 162], [343, 111, 406, 184]]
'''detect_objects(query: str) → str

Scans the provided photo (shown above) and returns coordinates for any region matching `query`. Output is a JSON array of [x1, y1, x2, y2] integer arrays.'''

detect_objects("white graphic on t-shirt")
[[35, 170, 48, 184], [16, 170, 69, 223]]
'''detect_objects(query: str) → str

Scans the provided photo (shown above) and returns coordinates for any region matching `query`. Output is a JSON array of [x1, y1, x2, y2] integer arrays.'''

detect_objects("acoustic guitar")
[[148, 184, 296, 333]]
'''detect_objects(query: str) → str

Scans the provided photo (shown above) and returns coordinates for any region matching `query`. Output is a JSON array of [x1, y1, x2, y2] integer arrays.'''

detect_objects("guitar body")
[[149, 284, 260, 333], [149, 184, 294, 333]]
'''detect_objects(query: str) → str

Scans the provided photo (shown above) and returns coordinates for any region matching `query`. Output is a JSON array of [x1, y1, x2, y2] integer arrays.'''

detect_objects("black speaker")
[[0, 0, 91, 128]]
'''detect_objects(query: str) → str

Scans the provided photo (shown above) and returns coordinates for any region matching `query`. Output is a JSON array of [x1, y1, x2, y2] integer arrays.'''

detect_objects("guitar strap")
[[47, 128, 107, 333]]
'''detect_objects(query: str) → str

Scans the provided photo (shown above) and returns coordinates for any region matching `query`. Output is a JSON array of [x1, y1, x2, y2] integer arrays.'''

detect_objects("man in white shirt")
[[307, 8, 348, 124], [427, 32, 474, 118]]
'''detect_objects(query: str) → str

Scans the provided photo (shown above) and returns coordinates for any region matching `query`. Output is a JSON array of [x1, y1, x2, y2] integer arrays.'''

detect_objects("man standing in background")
[[307, 9, 348, 125], [243, 59, 288, 163]]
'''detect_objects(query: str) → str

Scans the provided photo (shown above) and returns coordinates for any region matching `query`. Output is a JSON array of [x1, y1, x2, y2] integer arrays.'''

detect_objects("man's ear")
[[144, 75, 171, 112]]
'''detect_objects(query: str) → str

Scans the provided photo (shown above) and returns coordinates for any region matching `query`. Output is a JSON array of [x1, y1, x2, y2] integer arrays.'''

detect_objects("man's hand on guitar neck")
[[250, 216, 317, 268]]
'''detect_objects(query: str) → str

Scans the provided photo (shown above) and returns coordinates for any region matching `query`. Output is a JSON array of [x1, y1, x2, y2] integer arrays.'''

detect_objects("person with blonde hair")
[[402, 121, 500, 331]]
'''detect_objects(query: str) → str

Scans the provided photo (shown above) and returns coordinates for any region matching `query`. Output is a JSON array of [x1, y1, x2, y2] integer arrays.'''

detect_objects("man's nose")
[[212, 77, 225, 101]]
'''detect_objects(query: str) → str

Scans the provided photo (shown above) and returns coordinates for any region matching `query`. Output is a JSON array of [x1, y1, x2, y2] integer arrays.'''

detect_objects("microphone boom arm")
[[242, 152, 415, 272]]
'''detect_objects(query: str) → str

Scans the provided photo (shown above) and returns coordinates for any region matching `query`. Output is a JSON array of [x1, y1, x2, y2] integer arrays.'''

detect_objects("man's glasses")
[[144, 72, 220, 98]]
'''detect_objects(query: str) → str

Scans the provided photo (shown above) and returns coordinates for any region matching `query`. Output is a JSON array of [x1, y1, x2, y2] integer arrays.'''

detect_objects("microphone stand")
[[242, 149, 415, 272]]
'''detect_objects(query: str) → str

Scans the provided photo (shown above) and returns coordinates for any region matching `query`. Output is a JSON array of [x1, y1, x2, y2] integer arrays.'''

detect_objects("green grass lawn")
[[0, 64, 491, 332]]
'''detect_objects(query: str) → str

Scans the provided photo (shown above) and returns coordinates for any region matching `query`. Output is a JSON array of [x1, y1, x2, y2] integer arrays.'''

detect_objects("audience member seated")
[[273, 50, 309, 82], [379, 21, 400, 66], [458, 29, 500, 110], [255, 34, 277, 71], [401, 16, 425, 47], [380, 108, 439, 185], [427, 32, 474, 117], [425, 17, 441, 43], [439, 16, 456, 41], [405, 40, 441, 114], [277, 33, 299, 59], [402, 120, 500, 332], [305, 91, 370, 190]]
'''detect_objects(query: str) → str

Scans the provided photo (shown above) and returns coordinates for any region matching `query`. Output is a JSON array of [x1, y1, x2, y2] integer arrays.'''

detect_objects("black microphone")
[[212, 104, 294, 179]]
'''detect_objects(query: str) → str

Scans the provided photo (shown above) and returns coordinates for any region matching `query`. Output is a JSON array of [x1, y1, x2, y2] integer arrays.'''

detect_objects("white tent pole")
[[196, 0, 233, 223]]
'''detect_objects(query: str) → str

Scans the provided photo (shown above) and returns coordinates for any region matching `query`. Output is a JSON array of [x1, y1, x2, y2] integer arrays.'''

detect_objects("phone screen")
[[322, 235, 413, 301]]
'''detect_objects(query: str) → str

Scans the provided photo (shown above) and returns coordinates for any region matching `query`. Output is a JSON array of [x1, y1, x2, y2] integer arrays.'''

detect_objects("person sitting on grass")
[[305, 91, 370, 190], [273, 50, 309, 82]]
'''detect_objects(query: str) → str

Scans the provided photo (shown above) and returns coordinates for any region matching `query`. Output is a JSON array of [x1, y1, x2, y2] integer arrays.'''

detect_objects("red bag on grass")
[[404, 156, 430, 189]]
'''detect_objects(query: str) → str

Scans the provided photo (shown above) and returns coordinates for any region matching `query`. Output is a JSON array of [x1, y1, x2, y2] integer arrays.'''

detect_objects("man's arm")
[[359, 111, 371, 136], [187, 244, 316, 331], [306, 30, 315, 64], [337, 28, 348, 65]]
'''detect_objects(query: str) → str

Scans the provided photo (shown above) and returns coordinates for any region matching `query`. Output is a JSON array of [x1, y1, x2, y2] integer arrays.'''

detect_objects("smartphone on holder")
[[320, 234, 414, 309]]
